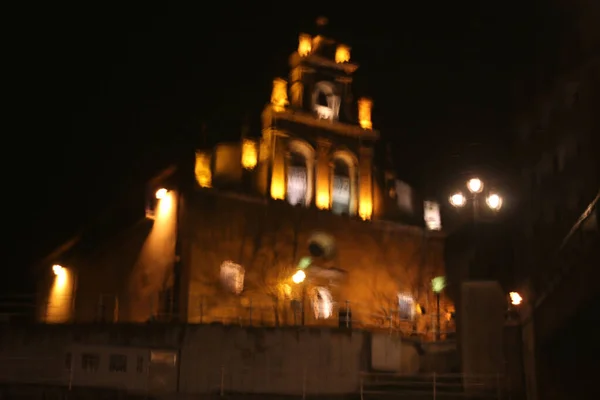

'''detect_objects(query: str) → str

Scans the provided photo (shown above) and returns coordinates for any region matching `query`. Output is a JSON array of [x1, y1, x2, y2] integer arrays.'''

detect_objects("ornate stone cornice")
[[263, 106, 380, 140]]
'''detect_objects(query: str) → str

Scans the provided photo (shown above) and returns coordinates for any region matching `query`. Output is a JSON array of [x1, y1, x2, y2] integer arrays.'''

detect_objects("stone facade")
[[37, 29, 449, 337]]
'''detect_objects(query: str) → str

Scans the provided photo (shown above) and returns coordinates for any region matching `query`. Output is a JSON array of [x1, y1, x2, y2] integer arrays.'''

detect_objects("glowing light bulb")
[[292, 270, 306, 284], [486, 193, 503, 210], [155, 188, 168, 199], [449, 193, 466, 207], [467, 178, 483, 193]]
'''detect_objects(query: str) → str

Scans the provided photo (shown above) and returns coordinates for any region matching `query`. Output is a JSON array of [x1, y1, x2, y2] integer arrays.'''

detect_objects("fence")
[[187, 296, 456, 340], [10, 292, 456, 342], [360, 371, 506, 400]]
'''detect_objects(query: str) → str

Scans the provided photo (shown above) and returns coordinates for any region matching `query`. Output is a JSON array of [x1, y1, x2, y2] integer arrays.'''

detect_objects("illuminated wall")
[[358, 147, 374, 220], [315, 140, 332, 209], [358, 98, 373, 130], [184, 192, 448, 333], [270, 134, 286, 200], [195, 151, 212, 188], [241, 139, 257, 170], [214, 144, 243, 184], [335, 45, 351, 64], [271, 79, 289, 112], [129, 191, 178, 321], [46, 267, 75, 323]]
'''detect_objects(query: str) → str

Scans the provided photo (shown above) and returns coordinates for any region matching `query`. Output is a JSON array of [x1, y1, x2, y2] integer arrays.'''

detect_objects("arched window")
[[312, 81, 340, 121], [316, 92, 328, 107], [287, 152, 308, 206], [286, 140, 315, 207], [332, 159, 351, 215]]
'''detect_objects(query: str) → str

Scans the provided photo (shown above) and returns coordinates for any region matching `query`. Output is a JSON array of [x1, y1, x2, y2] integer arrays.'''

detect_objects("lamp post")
[[449, 178, 503, 216], [431, 276, 446, 341], [292, 269, 307, 326]]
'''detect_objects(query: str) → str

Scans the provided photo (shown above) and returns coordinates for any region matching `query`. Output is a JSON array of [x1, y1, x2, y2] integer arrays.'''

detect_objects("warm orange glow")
[[270, 178, 285, 200], [359, 200, 372, 220], [129, 190, 178, 322], [298, 34, 312, 57], [335, 45, 351, 63], [155, 188, 167, 199], [52, 264, 64, 276], [271, 78, 289, 112], [195, 151, 212, 188], [47, 266, 74, 323], [292, 270, 306, 284], [358, 98, 373, 130], [315, 141, 331, 210], [509, 292, 522, 306], [316, 190, 330, 210], [241, 139, 257, 170]]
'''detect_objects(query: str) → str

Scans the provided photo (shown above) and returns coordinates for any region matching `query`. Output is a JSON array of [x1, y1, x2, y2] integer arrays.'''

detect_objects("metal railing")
[[187, 296, 456, 340], [360, 371, 505, 400], [12, 294, 457, 342]]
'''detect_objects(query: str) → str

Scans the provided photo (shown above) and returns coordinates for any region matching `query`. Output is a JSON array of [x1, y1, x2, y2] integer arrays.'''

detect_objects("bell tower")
[[260, 19, 379, 220], [288, 19, 359, 124]]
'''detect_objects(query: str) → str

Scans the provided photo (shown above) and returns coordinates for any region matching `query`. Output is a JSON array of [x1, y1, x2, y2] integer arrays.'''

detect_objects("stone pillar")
[[270, 133, 286, 200], [460, 281, 505, 393], [358, 146, 374, 220], [315, 139, 332, 209]]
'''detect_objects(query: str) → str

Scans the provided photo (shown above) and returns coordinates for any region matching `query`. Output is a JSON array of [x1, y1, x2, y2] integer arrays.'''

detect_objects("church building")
[[40, 28, 449, 336]]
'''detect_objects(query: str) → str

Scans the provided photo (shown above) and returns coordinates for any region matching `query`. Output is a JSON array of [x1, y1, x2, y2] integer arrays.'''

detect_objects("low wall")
[[0, 324, 367, 396], [0, 324, 454, 396]]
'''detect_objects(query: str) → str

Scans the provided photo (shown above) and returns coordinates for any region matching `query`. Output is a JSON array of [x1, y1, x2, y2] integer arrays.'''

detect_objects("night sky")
[[8, 1, 561, 292]]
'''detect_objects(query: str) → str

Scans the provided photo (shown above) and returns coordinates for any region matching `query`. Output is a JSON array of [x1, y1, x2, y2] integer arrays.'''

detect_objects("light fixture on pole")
[[292, 270, 307, 325], [431, 276, 446, 341], [448, 178, 503, 212], [449, 193, 466, 208], [486, 193, 503, 211], [467, 178, 484, 194]]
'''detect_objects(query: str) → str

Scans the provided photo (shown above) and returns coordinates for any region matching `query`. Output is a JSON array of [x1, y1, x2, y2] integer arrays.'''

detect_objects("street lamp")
[[449, 178, 503, 212], [292, 270, 307, 325], [155, 188, 168, 199], [509, 291, 522, 306], [431, 276, 446, 341], [467, 178, 483, 194]]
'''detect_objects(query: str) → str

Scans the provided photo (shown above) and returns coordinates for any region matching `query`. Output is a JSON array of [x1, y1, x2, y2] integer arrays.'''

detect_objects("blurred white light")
[[509, 292, 522, 306], [312, 287, 333, 319], [155, 188, 168, 199], [449, 193, 466, 207], [467, 178, 484, 194], [292, 270, 306, 284], [220, 261, 245, 295], [486, 193, 503, 210]]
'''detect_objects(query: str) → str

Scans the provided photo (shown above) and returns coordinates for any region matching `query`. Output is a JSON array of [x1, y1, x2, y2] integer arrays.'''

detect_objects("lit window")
[[332, 159, 351, 215], [312, 287, 333, 319], [287, 152, 308, 206], [398, 293, 415, 321], [220, 261, 245, 295]]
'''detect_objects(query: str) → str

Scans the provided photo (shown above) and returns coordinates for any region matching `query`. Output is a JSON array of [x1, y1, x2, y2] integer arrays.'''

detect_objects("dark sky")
[[7, 1, 560, 291]]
